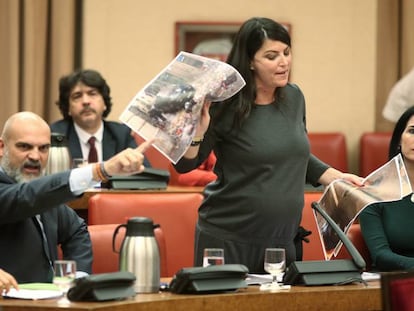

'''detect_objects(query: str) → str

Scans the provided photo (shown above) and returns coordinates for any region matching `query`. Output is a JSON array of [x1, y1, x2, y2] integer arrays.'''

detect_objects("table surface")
[[0, 281, 381, 311]]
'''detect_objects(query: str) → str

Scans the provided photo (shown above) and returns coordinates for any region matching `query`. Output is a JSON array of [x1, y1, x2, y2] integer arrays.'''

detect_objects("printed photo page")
[[119, 51, 245, 164], [314, 154, 412, 260]]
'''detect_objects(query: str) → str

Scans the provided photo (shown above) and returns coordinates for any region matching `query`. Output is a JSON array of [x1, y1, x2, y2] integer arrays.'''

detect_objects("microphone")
[[311, 201, 366, 270]]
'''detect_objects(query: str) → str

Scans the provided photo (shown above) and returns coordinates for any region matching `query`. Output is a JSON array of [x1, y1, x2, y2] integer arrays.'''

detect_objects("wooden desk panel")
[[0, 282, 381, 311], [67, 186, 204, 210]]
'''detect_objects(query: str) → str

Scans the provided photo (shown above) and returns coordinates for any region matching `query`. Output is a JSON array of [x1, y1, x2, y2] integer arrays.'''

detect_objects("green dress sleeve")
[[359, 198, 414, 271]]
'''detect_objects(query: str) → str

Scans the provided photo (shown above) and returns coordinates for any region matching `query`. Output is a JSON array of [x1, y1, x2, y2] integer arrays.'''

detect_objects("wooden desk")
[[0, 282, 381, 311], [68, 186, 204, 210]]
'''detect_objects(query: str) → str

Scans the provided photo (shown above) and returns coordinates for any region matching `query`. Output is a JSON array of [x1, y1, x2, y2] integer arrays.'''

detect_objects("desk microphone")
[[311, 201, 366, 270]]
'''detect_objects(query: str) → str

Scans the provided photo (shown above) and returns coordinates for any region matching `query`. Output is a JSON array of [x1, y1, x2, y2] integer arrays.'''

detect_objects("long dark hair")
[[389, 106, 414, 159], [223, 17, 291, 128], [56, 69, 112, 120]]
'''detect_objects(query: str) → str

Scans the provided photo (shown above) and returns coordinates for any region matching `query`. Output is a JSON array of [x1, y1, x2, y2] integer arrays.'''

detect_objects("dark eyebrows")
[[15, 142, 51, 149]]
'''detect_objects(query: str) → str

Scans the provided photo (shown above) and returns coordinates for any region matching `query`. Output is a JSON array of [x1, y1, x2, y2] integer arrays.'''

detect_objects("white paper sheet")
[[3, 288, 62, 300]]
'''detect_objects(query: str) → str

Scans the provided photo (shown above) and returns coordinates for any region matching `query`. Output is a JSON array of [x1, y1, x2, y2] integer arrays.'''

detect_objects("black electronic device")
[[283, 201, 366, 286], [169, 264, 249, 294], [67, 271, 136, 301]]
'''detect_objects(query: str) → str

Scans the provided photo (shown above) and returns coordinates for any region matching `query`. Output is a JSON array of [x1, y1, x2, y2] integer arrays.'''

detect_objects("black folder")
[[102, 167, 170, 190]]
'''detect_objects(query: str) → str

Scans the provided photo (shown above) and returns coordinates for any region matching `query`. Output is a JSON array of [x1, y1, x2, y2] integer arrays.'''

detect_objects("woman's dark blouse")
[[175, 83, 328, 252], [360, 194, 414, 271]]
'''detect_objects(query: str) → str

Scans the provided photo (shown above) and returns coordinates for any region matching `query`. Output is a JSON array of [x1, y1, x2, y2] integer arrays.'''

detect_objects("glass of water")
[[262, 248, 286, 290], [53, 260, 76, 305]]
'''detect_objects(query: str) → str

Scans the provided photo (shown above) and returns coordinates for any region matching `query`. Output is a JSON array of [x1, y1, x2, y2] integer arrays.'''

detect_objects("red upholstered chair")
[[300, 192, 325, 260], [359, 132, 392, 177], [88, 224, 168, 276], [168, 152, 217, 186], [88, 193, 203, 276], [381, 270, 414, 311], [333, 223, 372, 271], [308, 132, 348, 172]]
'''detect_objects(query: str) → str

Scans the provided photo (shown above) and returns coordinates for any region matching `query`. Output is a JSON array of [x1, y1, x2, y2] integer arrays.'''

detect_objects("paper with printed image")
[[119, 51, 245, 164], [314, 154, 412, 260]]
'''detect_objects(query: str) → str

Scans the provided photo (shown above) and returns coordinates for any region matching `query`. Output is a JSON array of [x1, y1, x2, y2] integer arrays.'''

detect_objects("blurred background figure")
[[382, 67, 414, 123]]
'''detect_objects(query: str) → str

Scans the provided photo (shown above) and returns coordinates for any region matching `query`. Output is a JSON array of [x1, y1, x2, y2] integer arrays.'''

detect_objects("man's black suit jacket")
[[50, 119, 150, 166], [0, 171, 92, 283]]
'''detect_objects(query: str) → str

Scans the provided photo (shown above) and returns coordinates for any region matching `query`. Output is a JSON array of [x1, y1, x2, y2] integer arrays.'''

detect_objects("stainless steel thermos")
[[113, 217, 161, 293], [46, 132, 71, 174]]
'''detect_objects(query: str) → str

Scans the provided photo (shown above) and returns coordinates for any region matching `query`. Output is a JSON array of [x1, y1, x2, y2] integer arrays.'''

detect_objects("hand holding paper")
[[119, 52, 245, 164]]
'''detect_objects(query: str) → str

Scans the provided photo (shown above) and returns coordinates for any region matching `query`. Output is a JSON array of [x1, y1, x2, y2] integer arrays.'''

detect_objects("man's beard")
[[0, 150, 45, 183]]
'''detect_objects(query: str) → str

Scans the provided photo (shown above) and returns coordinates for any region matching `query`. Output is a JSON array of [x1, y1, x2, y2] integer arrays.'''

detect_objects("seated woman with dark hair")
[[360, 106, 414, 271]]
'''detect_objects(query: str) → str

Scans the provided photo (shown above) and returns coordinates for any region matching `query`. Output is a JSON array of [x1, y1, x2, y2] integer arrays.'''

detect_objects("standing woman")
[[174, 17, 362, 273]]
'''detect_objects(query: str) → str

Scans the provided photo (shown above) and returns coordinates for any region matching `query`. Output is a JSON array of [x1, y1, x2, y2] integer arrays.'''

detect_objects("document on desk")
[[119, 51, 245, 164], [2, 283, 62, 300], [246, 273, 283, 285]]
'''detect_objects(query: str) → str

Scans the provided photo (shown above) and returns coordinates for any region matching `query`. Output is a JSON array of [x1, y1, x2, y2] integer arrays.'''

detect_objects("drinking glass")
[[53, 260, 76, 305], [261, 248, 287, 291], [203, 248, 225, 267]]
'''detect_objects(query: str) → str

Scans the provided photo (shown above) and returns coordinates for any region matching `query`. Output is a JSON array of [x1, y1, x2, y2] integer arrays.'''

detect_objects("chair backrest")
[[381, 270, 414, 311], [308, 132, 348, 172], [88, 224, 168, 276], [168, 151, 217, 186], [88, 192, 203, 276], [301, 192, 325, 260], [359, 132, 392, 177]]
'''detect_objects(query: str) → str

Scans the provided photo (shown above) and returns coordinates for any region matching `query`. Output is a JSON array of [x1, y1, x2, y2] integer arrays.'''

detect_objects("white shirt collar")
[[73, 121, 104, 144]]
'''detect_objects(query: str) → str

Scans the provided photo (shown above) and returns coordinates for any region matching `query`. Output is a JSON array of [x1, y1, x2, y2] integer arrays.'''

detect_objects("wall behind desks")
[[82, 0, 380, 174]]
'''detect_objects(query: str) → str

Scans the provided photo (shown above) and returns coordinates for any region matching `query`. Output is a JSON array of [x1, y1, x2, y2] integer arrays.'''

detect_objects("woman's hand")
[[182, 100, 212, 160], [195, 100, 211, 137], [319, 168, 364, 187]]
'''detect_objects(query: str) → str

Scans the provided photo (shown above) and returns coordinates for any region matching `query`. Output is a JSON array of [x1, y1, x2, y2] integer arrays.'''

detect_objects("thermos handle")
[[112, 224, 127, 253]]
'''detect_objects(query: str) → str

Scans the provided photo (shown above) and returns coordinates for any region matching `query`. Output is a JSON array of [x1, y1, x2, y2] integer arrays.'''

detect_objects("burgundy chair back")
[[88, 192, 203, 276], [359, 132, 392, 177], [381, 270, 414, 311], [308, 132, 348, 172], [301, 192, 325, 260]]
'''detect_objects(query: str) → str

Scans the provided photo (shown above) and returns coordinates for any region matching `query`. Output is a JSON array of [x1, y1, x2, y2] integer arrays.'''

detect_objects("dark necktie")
[[88, 136, 98, 163], [34, 215, 54, 281]]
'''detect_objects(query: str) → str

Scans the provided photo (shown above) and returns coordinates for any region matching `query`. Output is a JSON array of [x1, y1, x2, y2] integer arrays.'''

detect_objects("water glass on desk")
[[260, 248, 290, 291], [203, 248, 225, 267], [53, 260, 76, 305]]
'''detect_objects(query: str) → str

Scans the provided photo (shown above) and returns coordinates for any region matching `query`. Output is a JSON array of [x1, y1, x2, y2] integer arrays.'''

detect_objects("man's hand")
[[102, 139, 153, 176], [0, 268, 19, 293]]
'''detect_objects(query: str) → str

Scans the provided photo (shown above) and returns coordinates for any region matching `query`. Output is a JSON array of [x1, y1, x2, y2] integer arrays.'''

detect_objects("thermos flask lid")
[[50, 132, 69, 147], [126, 217, 155, 236]]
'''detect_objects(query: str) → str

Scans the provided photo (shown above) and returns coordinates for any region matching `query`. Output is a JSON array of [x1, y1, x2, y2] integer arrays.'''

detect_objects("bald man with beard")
[[0, 111, 151, 283]]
